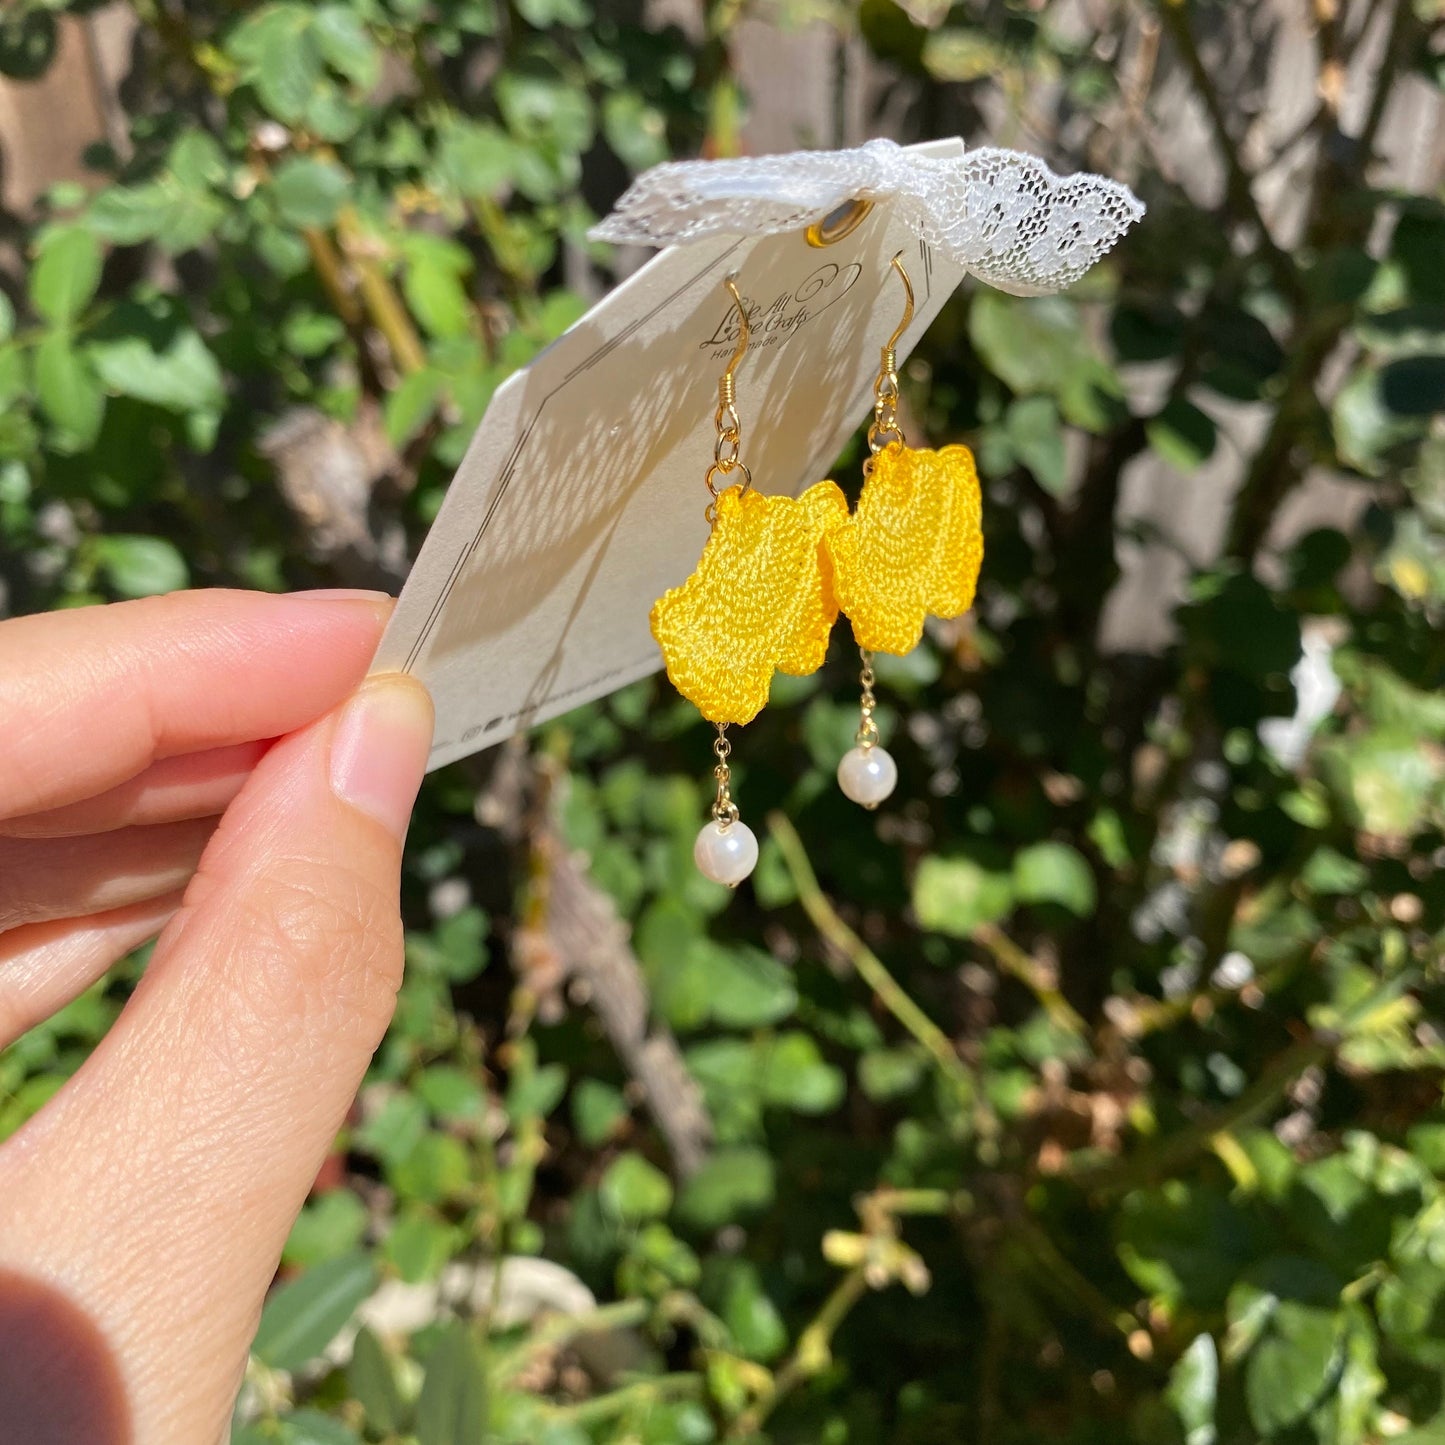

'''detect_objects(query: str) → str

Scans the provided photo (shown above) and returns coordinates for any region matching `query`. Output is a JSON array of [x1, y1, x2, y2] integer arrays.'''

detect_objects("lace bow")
[[590, 137, 1144, 297]]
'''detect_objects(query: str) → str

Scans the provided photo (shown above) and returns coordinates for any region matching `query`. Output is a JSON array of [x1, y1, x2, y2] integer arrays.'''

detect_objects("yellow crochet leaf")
[[825, 443, 983, 656], [651, 480, 849, 725]]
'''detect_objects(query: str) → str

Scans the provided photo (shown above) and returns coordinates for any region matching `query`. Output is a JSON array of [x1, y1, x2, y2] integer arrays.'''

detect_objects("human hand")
[[0, 589, 434, 1445]]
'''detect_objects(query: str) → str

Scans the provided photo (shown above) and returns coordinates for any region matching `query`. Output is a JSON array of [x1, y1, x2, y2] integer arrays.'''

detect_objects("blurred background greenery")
[[2, 0, 1444, 1441]]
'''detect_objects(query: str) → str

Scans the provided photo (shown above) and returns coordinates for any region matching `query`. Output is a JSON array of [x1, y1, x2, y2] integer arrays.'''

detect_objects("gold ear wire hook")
[[719, 275, 749, 406], [706, 275, 754, 512], [866, 253, 914, 468], [881, 251, 915, 376]]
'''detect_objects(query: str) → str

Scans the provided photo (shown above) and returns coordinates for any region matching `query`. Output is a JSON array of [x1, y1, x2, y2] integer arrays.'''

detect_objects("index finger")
[[0, 589, 392, 822]]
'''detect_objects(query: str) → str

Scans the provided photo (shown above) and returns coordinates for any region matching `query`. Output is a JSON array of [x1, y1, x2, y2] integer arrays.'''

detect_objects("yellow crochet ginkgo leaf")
[[825, 443, 983, 656], [651, 480, 849, 725]]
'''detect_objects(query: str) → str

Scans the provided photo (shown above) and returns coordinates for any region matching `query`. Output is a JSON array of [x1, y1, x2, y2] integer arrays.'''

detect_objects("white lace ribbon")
[[590, 137, 1144, 297]]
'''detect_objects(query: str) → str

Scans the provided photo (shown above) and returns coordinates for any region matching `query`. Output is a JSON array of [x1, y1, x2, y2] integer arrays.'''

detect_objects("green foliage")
[[252, 1253, 378, 1373], [3, 2, 1445, 1443]]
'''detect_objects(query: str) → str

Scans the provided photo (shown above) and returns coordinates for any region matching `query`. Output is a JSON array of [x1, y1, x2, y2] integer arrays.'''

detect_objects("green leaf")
[[571, 1079, 628, 1146], [88, 178, 225, 254], [388, 1133, 471, 1204], [0, 291, 14, 343], [1147, 399, 1218, 471], [355, 1090, 429, 1165], [283, 310, 347, 359], [859, 1046, 927, 1101], [169, 131, 226, 189], [1181, 572, 1301, 678], [599, 1152, 674, 1222], [283, 1189, 369, 1268], [1300, 847, 1370, 896], [406, 906, 489, 983], [417, 1065, 485, 1123], [1004, 395, 1068, 494], [704, 943, 798, 1028], [252, 1252, 377, 1373], [404, 250, 473, 340], [1118, 1183, 1262, 1312], [313, 6, 380, 89], [0, 346, 26, 410], [1013, 842, 1097, 917], [94, 535, 189, 598], [305, 88, 365, 143], [1407, 1122, 1445, 1176], [1165, 1333, 1217, 1445], [35, 332, 104, 449], [602, 91, 669, 171], [384, 367, 439, 445], [506, 1060, 567, 1121], [1320, 727, 1442, 836], [922, 29, 1013, 82], [1244, 1302, 1344, 1434], [348, 1327, 404, 1435], [913, 855, 1015, 936], [435, 120, 515, 198], [416, 1321, 489, 1445], [685, 1037, 759, 1136], [969, 292, 1112, 400], [1381, 354, 1445, 416], [87, 185, 171, 246], [677, 1147, 775, 1231], [30, 226, 103, 325], [713, 1259, 787, 1362], [227, 6, 322, 123], [516, 0, 591, 24], [278, 1410, 361, 1445], [383, 1206, 461, 1282], [496, 68, 595, 153], [89, 329, 225, 414], [758, 1032, 845, 1114], [270, 156, 350, 229], [1332, 364, 1420, 474]]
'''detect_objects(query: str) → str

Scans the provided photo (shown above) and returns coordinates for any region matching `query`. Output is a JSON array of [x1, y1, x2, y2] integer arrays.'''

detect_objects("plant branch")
[[1070, 1034, 1332, 1195], [768, 812, 989, 1130], [973, 923, 1088, 1038], [549, 1372, 704, 1426], [1154, 1, 1300, 302], [735, 1268, 868, 1435], [336, 210, 428, 377], [1008, 1211, 1142, 1343], [731, 1185, 965, 1435]]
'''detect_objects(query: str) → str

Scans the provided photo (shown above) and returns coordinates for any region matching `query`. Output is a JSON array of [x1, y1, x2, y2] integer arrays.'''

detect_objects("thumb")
[[0, 674, 433, 1445]]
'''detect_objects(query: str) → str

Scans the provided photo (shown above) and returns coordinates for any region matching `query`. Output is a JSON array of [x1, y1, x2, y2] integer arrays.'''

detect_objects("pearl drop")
[[837, 745, 897, 809], [693, 819, 759, 887]]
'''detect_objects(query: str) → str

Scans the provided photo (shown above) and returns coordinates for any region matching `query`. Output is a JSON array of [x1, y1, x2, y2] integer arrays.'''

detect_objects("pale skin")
[[0, 588, 435, 1444]]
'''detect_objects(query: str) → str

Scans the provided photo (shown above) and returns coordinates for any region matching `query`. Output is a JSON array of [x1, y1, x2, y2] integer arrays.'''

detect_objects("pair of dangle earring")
[[651, 257, 983, 887]]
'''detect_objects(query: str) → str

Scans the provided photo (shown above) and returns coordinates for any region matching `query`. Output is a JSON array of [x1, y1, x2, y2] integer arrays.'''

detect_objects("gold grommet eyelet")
[[805, 198, 874, 247]]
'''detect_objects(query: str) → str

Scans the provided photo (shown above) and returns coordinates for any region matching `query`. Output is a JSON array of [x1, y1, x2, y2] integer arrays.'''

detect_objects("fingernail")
[[292, 588, 395, 603], [329, 676, 434, 841]]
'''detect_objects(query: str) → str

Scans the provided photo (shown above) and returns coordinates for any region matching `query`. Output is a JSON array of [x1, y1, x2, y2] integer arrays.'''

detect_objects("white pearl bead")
[[693, 819, 759, 886], [837, 745, 897, 809]]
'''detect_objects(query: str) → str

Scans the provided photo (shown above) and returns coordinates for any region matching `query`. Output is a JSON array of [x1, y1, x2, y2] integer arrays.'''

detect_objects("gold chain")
[[855, 649, 879, 749], [711, 724, 739, 826]]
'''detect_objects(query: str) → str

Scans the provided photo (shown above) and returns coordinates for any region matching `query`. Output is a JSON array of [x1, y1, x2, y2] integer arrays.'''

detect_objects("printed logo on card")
[[701, 261, 864, 358]]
